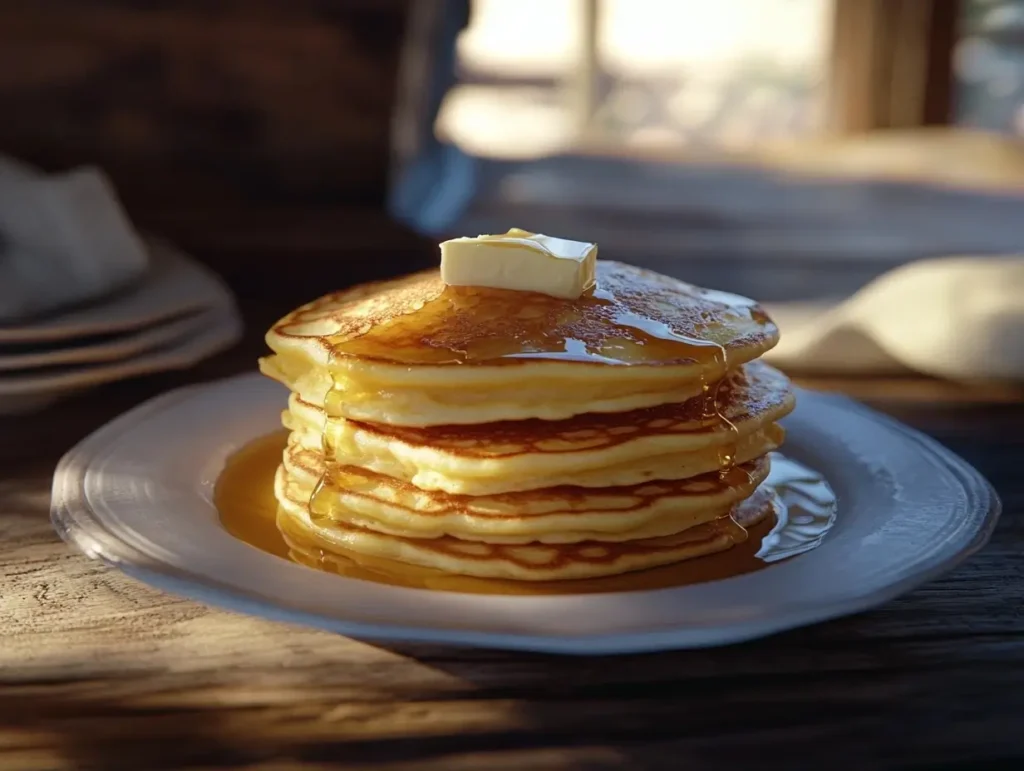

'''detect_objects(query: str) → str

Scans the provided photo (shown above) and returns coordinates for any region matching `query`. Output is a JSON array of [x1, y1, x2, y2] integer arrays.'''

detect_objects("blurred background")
[[2, 0, 1024, 421]]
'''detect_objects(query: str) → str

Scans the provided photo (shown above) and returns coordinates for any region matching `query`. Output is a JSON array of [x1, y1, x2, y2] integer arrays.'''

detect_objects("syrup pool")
[[216, 432, 837, 596]]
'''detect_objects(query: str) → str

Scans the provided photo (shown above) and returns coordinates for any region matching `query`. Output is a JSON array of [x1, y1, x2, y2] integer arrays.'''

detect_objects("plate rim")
[[50, 373, 1002, 655], [0, 311, 242, 405], [0, 306, 227, 373]]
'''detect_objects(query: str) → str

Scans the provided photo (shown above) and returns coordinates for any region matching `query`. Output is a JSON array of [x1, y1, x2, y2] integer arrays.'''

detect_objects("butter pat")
[[440, 228, 597, 299]]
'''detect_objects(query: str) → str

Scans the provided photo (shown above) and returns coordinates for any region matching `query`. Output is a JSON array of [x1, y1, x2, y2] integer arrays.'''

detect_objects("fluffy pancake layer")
[[283, 439, 771, 544], [283, 361, 792, 495], [276, 467, 778, 581], [262, 261, 779, 426]]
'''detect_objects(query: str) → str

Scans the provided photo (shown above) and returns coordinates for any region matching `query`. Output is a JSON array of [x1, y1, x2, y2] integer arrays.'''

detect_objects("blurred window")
[[437, 0, 832, 159], [391, 0, 1024, 305]]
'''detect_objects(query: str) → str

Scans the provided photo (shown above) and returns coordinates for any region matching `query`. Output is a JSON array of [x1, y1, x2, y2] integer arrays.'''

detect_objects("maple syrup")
[[215, 432, 836, 596], [327, 279, 752, 368]]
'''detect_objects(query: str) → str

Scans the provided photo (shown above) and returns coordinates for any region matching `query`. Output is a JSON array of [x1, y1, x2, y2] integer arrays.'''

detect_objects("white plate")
[[50, 374, 1000, 655], [0, 310, 242, 415], [0, 308, 216, 372], [0, 239, 231, 344]]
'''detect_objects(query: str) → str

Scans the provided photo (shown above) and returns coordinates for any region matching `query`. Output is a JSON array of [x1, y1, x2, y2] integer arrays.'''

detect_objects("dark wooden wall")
[[0, 0, 435, 303]]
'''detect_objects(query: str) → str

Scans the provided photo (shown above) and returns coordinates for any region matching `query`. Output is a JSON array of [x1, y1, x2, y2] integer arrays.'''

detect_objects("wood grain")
[[1, 342, 1023, 770]]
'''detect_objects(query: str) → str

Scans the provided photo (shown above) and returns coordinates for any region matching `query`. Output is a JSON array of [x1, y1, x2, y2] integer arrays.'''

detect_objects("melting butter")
[[440, 228, 597, 299]]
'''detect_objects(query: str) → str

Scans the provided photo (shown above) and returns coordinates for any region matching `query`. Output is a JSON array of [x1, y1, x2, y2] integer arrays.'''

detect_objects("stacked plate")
[[0, 239, 242, 415]]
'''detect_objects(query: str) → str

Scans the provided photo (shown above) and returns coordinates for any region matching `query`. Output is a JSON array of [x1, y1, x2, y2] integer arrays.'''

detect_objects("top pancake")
[[262, 261, 779, 425]]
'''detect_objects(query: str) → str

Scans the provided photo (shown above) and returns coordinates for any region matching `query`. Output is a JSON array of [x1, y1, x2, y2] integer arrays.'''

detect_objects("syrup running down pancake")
[[239, 231, 810, 583]]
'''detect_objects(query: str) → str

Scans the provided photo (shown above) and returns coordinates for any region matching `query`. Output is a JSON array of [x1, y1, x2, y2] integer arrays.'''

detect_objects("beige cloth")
[[764, 255, 1024, 381]]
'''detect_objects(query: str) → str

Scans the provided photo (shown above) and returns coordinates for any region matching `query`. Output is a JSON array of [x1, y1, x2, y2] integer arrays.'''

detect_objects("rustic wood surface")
[[1, 321, 1022, 771]]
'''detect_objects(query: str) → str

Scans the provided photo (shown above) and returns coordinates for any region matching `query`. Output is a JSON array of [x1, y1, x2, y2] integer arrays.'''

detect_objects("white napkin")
[[763, 255, 1024, 381], [0, 156, 149, 323]]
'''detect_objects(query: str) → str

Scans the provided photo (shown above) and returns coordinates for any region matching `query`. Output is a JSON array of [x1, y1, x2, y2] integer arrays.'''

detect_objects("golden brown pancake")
[[281, 439, 770, 543], [283, 361, 793, 494], [256, 257, 793, 582], [328, 361, 790, 457], [261, 261, 780, 425], [276, 469, 779, 581]]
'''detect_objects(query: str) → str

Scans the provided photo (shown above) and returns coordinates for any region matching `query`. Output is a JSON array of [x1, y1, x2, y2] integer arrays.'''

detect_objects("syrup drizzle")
[[310, 352, 339, 522], [324, 278, 759, 369], [590, 285, 740, 488]]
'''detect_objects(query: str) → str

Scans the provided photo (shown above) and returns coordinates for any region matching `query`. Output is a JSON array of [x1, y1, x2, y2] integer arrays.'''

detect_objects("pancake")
[[252, 248, 797, 583], [276, 466, 779, 581], [261, 261, 779, 426], [281, 439, 770, 543], [283, 361, 793, 495]]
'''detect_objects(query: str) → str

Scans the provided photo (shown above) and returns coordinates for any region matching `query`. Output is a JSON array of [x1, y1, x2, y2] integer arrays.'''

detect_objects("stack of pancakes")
[[260, 261, 794, 581]]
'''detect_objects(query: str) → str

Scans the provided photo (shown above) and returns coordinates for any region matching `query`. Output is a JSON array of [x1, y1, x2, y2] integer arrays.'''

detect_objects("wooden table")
[[2, 337, 1023, 771]]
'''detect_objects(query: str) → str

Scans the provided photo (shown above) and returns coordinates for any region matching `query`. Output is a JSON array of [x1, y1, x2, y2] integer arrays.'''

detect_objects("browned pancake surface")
[[309, 361, 792, 458], [269, 261, 778, 368], [288, 442, 769, 519]]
